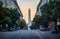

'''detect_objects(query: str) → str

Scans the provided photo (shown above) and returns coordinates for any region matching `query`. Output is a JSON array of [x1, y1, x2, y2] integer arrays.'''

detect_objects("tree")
[[18, 20, 27, 29], [31, 0, 60, 29], [30, 15, 42, 29], [40, 0, 60, 28], [0, 2, 21, 31]]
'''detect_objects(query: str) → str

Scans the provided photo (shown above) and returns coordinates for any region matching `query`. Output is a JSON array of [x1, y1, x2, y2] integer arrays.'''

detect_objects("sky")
[[17, 0, 40, 23]]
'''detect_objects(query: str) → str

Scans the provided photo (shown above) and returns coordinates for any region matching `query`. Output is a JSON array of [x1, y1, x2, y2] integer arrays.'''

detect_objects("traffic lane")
[[0, 30, 41, 39], [38, 31, 60, 39]]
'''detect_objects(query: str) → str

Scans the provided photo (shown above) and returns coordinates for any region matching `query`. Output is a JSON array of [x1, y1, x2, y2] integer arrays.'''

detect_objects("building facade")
[[36, 0, 58, 16], [36, 0, 49, 16]]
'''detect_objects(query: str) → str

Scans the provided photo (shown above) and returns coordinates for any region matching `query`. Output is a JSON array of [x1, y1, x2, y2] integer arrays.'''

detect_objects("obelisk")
[[28, 8, 31, 30]]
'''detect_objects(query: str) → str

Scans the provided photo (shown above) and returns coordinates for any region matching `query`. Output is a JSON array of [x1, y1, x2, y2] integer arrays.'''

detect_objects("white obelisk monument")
[[28, 8, 31, 30]]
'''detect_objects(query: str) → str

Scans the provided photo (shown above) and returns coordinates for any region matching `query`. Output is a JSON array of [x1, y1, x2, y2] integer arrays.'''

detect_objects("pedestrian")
[[48, 21, 54, 31], [57, 18, 60, 32]]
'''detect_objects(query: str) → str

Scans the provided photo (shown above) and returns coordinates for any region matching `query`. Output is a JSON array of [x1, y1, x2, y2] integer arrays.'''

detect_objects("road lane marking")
[[35, 31, 44, 39]]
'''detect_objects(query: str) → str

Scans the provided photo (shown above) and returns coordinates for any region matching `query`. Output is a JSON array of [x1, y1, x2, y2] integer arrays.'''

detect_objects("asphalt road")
[[0, 30, 60, 39], [0, 30, 40, 39]]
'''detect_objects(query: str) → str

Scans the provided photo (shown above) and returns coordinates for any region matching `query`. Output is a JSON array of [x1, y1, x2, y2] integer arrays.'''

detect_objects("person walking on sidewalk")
[[57, 18, 60, 32], [48, 21, 54, 31]]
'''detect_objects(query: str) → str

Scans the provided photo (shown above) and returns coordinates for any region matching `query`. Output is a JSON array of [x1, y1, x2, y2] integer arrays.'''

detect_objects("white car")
[[39, 25, 46, 31]]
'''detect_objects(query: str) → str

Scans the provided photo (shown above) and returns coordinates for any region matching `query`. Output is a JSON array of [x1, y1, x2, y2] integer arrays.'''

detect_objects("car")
[[15, 27, 20, 30], [8, 27, 15, 31], [39, 25, 48, 31]]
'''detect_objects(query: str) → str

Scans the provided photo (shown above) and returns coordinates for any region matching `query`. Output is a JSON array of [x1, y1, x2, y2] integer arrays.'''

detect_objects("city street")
[[0, 0, 60, 39], [0, 30, 60, 39]]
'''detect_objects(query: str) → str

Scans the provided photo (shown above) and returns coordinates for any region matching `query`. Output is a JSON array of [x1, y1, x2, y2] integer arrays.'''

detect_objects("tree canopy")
[[30, 0, 60, 29]]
